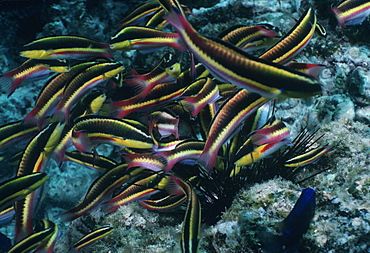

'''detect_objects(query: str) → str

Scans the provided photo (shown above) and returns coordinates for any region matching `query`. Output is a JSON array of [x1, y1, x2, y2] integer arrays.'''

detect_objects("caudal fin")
[[0, 74, 19, 96], [163, 5, 192, 36], [23, 109, 45, 130]]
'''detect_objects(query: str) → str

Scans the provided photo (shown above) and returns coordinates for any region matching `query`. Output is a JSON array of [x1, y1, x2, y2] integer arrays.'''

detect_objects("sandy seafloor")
[[0, 0, 369, 252]]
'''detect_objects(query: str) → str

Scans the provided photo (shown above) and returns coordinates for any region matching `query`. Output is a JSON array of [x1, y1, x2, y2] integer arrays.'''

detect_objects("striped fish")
[[62, 165, 144, 221], [0, 173, 48, 211], [20, 35, 113, 60], [198, 90, 270, 171], [284, 145, 332, 167], [0, 59, 69, 96], [332, 0, 370, 28], [71, 115, 154, 153], [160, 0, 322, 99], [72, 226, 114, 252]]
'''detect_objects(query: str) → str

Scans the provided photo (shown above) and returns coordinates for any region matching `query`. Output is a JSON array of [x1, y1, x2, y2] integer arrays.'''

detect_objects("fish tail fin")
[[102, 202, 119, 214], [0, 74, 18, 96], [331, 7, 345, 28], [148, 116, 159, 137], [106, 100, 131, 118], [248, 130, 268, 146], [155, 150, 173, 172], [164, 6, 193, 36], [174, 35, 187, 51], [72, 131, 92, 153], [265, 29, 281, 38], [52, 139, 72, 165], [180, 97, 199, 118], [198, 150, 216, 172], [22, 109, 43, 130], [304, 64, 326, 79], [60, 210, 79, 222], [52, 108, 69, 124], [68, 247, 78, 253], [104, 44, 115, 59], [167, 175, 187, 195], [124, 75, 150, 98]]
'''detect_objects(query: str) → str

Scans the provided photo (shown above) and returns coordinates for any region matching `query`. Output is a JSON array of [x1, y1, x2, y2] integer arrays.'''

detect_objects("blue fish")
[[259, 188, 316, 253]]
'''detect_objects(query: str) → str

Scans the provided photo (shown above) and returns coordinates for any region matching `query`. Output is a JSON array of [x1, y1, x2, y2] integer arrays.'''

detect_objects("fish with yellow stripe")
[[17, 122, 65, 176], [158, 140, 206, 172], [139, 193, 187, 211], [179, 77, 221, 118], [22, 61, 97, 129], [31, 219, 60, 253], [159, 0, 322, 99], [20, 35, 114, 60], [14, 122, 64, 242], [110, 26, 186, 53], [0, 172, 48, 211], [198, 89, 270, 171], [218, 23, 281, 50], [107, 80, 187, 119], [102, 171, 171, 213], [71, 115, 154, 153], [62, 165, 145, 221], [63, 150, 118, 171], [124, 53, 181, 98], [0, 120, 38, 153], [284, 145, 332, 167], [117, 1, 161, 27], [124, 153, 168, 172], [116, 1, 194, 29], [230, 119, 291, 175], [259, 8, 318, 65], [170, 176, 201, 253], [8, 219, 58, 253], [0, 58, 69, 96], [332, 0, 370, 28], [72, 226, 114, 252], [52, 62, 124, 123], [234, 139, 291, 168], [247, 118, 290, 146]]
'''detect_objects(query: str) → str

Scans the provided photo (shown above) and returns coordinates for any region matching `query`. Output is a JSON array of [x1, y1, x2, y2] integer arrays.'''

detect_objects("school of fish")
[[0, 0, 369, 252]]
